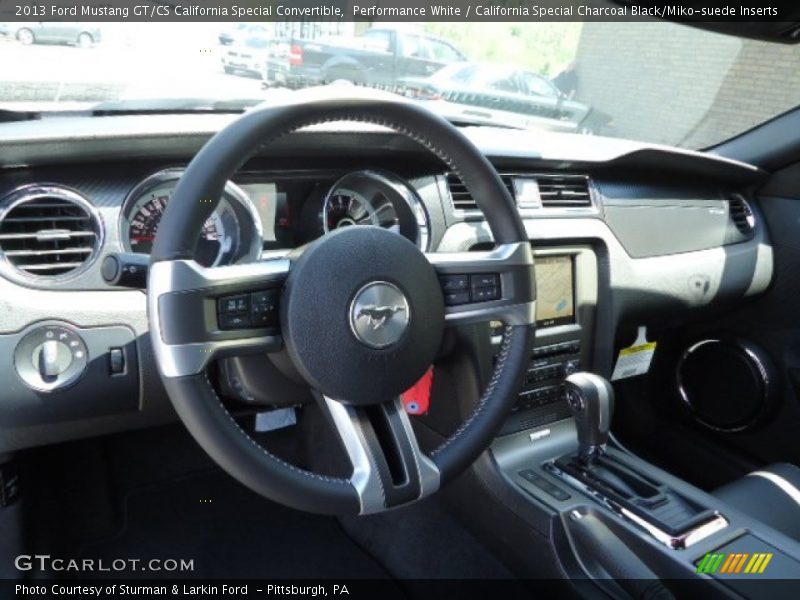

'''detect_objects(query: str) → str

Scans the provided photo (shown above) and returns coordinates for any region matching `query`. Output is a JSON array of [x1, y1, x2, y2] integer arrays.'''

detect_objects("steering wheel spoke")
[[427, 241, 536, 326], [318, 394, 440, 514], [148, 258, 289, 378]]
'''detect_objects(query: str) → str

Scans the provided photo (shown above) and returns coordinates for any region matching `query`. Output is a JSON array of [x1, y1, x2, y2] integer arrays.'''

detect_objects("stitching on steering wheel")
[[255, 111, 472, 209], [202, 372, 351, 486], [431, 325, 516, 456]]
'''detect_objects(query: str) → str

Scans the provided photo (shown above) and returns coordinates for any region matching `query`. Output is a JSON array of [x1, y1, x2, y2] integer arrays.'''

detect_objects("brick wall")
[[574, 22, 800, 148]]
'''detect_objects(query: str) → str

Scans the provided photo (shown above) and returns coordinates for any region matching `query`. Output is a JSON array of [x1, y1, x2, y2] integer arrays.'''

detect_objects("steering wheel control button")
[[471, 273, 500, 289], [250, 290, 279, 327], [444, 290, 471, 306], [217, 293, 252, 330], [14, 324, 89, 392], [218, 312, 251, 330], [473, 286, 500, 302], [219, 294, 249, 314], [349, 281, 411, 349], [439, 274, 469, 292], [440, 272, 501, 305], [216, 290, 280, 330], [470, 273, 501, 301]]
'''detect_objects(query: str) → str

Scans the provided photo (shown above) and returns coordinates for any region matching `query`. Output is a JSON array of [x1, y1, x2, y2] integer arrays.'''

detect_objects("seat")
[[714, 463, 800, 542]]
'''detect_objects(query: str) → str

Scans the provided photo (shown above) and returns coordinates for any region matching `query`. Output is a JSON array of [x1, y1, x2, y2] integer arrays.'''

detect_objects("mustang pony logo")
[[357, 305, 406, 330]]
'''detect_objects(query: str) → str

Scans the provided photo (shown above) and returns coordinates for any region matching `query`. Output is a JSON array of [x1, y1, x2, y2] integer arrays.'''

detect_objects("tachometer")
[[324, 188, 400, 233], [318, 171, 429, 250], [120, 169, 263, 267]]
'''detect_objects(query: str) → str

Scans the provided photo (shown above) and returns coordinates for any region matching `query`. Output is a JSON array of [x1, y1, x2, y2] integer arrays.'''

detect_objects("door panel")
[[613, 170, 800, 489]]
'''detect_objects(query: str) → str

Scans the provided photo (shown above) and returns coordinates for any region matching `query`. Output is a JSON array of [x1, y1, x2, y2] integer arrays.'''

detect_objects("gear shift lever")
[[565, 372, 615, 464], [555, 374, 714, 543]]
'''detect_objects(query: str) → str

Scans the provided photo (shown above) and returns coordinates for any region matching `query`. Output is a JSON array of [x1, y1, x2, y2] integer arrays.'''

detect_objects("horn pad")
[[280, 227, 444, 405]]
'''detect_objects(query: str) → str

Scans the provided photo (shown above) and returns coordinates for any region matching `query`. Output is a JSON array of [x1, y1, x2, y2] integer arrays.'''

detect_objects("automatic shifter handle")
[[565, 372, 615, 463]]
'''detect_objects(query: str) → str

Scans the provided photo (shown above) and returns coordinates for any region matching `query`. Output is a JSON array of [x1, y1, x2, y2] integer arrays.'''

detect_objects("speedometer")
[[126, 182, 227, 266], [120, 169, 263, 267]]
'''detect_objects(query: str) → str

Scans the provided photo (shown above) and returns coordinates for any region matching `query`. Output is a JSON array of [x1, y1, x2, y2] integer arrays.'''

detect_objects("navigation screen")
[[535, 256, 575, 327]]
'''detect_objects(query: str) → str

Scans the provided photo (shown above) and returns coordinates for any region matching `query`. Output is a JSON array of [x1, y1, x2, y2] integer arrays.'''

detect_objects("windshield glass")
[[1, 20, 798, 149]]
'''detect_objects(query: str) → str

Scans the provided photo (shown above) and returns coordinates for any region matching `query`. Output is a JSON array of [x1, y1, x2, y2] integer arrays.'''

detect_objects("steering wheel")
[[147, 89, 536, 515]]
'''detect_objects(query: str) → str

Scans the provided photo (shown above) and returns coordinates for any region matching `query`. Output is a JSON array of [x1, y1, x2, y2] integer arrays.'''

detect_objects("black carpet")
[[340, 498, 516, 580], [76, 471, 397, 581]]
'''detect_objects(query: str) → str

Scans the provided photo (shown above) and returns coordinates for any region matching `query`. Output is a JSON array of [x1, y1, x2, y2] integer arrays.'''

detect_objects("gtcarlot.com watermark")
[[14, 554, 195, 573]]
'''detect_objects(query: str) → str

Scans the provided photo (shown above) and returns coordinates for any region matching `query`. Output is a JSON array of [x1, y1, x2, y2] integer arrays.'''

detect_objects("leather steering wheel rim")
[[148, 88, 536, 515]]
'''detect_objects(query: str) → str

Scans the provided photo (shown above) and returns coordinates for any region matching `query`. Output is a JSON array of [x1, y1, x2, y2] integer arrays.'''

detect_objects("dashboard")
[[0, 164, 434, 291], [0, 114, 774, 453]]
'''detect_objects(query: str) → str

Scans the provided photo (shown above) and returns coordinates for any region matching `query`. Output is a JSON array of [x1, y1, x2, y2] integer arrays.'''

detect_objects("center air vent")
[[446, 172, 591, 212], [535, 174, 592, 207], [729, 194, 755, 235], [0, 185, 103, 279], [446, 173, 515, 211]]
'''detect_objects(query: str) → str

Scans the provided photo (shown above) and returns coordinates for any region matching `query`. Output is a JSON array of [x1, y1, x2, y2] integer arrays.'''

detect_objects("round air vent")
[[729, 194, 755, 235], [0, 185, 103, 280], [676, 338, 775, 432]]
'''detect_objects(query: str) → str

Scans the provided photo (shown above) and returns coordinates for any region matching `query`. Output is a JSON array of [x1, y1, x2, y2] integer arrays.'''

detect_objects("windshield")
[[1, 20, 798, 149]]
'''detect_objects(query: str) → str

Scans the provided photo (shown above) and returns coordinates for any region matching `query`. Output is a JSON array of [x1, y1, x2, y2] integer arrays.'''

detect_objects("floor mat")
[[76, 471, 396, 581], [340, 498, 516, 580]]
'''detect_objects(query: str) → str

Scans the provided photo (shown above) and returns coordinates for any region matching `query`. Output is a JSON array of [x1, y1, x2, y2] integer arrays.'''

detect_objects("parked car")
[[218, 23, 270, 47], [9, 22, 101, 48], [401, 62, 613, 135], [270, 27, 466, 92], [221, 36, 274, 79]]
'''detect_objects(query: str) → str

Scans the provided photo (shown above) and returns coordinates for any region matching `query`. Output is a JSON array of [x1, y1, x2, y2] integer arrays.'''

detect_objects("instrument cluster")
[[119, 169, 431, 266]]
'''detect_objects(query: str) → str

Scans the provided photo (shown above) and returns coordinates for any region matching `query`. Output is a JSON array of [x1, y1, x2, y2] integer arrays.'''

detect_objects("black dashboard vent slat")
[[0, 186, 102, 278], [501, 175, 516, 199], [446, 173, 516, 211], [535, 174, 592, 208], [446, 172, 592, 212], [729, 194, 755, 235], [445, 173, 478, 211]]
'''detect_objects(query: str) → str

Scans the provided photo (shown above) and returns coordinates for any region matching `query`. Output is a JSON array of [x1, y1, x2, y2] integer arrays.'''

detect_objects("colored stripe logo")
[[697, 552, 773, 574]]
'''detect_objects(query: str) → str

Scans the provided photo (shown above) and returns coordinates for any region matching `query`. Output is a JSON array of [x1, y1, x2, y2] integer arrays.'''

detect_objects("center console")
[[492, 369, 800, 596], [481, 244, 800, 596], [497, 245, 597, 435]]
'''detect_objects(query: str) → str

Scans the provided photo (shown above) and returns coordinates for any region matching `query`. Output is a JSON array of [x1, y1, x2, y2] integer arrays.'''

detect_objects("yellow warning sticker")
[[619, 342, 657, 357], [612, 327, 657, 381]]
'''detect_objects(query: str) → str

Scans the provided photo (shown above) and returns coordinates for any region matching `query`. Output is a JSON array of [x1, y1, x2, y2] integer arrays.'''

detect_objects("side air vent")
[[0, 185, 103, 279], [446, 172, 592, 212], [536, 174, 592, 207], [729, 194, 755, 235]]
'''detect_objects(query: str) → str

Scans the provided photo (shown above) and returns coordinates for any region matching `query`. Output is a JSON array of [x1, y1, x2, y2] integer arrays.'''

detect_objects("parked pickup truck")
[[265, 27, 466, 91]]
